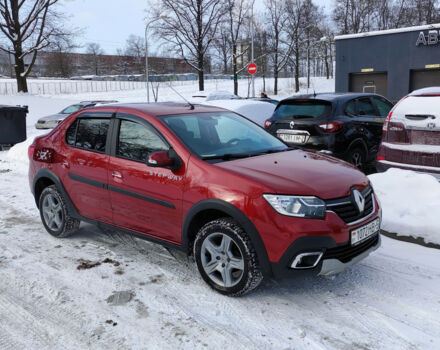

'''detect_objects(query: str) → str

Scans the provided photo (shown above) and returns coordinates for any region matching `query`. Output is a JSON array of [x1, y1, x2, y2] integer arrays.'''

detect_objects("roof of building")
[[335, 23, 440, 41]]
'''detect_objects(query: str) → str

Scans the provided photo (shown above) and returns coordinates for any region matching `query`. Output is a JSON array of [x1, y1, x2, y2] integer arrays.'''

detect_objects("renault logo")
[[289, 121, 295, 129], [351, 189, 365, 213]]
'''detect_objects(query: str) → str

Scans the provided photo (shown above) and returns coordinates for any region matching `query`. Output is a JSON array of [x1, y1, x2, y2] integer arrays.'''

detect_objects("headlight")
[[263, 194, 326, 219]]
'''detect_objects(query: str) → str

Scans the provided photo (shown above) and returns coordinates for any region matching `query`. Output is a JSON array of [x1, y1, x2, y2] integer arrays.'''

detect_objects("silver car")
[[35, 100, 118, 129]]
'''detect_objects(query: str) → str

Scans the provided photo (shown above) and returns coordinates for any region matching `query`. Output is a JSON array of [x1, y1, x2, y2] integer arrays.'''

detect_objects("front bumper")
[[377, 160, 440, 181], [270, 232, 381, 278], [319, 234, 381, 276]]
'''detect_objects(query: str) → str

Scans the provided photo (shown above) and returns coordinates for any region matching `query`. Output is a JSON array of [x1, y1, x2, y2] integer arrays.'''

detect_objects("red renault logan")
[[29, 103, 381, 296]]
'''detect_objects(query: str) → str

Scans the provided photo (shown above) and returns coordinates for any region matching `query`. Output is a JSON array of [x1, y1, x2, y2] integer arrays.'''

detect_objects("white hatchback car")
[[376, 87, 440, 180]]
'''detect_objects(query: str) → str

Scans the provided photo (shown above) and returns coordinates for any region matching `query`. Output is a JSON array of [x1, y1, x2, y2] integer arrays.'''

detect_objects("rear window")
[[65, 114, 111, 153], [272, 100, 332, 120]]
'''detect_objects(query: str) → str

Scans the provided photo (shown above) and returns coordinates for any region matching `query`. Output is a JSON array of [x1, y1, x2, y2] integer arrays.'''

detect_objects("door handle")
[[112, 171, 122, 179]]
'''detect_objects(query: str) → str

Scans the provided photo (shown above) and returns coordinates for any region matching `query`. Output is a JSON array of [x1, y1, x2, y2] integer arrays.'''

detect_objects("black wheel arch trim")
[[32, 168, 82, 219], [347, 138, 368, 157], [181, 199, 272, 276]]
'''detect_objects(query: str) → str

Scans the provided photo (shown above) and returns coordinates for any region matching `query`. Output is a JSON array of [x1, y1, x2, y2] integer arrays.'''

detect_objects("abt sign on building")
[[416, 30, 440, 46]]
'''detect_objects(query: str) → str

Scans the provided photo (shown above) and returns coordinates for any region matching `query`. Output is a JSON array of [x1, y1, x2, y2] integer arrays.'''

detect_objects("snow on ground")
[[369, 168, 440, 245], [1, 78, 440, 349]]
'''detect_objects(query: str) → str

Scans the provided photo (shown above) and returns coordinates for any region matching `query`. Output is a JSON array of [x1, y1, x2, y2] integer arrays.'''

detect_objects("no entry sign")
[[248, 63, 257, 75]]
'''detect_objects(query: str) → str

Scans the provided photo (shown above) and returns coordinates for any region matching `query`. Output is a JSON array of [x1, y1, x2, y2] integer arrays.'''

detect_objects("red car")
[[377, 87, 440, 180], [28, 103, 381, 296]]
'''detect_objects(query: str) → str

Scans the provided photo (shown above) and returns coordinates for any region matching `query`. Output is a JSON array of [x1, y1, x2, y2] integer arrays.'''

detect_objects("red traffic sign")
[[248, 63, 257, 75]]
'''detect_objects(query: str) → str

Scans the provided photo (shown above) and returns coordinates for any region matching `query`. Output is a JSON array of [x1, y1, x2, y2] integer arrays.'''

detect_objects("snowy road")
[[0, 153, 439, 350]]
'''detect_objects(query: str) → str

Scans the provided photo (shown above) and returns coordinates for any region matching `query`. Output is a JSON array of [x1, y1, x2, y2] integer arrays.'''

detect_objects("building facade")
[[335, 24, 440, 102]]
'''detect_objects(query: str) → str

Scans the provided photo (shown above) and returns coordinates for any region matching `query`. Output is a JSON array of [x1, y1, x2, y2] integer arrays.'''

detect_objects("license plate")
[[350, 218, 380, 246], [278, 134, 307, 144]]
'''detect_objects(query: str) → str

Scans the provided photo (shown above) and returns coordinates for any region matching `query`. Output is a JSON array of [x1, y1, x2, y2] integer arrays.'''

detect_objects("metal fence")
[[0, 74, 234, 96]]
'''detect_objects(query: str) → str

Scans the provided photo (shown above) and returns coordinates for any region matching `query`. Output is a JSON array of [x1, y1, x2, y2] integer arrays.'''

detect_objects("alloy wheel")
[[200, 232, 245, 288], [42, 193, 63, 231]]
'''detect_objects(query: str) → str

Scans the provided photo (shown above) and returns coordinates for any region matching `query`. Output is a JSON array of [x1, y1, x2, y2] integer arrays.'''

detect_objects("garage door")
[[349, 73, 388, 97], [410, 69, 440, 92]]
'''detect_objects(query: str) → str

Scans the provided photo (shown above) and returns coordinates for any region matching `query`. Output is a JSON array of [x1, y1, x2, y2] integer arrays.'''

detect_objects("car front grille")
[[323, 233, 379, 263], [325, 186, 374, 224]]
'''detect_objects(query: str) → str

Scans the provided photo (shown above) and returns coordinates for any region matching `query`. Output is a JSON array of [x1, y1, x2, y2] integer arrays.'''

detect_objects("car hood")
[[216, 149, 369, 200], [37, 113, 66, 122]]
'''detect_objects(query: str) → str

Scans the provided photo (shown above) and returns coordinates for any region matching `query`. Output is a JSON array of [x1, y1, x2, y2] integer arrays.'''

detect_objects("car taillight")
[[33, 147, 55, 163], [383, 111, 392, 132], [318, 121, 343, 133], [376, 155, 385, 161], [264, 119, 272, 129], [28, 145, 35, 160]]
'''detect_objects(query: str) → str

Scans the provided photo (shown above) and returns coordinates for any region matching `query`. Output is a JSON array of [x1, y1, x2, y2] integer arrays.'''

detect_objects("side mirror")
[[147, 150, 182, 171]]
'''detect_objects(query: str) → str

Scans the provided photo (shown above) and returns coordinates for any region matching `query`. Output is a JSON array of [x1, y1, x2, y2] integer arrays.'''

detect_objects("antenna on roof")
[[167, 82, 195, 110]]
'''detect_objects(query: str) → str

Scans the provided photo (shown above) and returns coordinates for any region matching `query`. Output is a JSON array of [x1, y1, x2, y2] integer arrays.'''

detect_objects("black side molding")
[[68, 172, 175, 209]]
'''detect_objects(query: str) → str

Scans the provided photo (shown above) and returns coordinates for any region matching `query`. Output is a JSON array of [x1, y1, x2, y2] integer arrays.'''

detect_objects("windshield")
[[162, 112, 288, 161], [61, 105, 84, 114], [273, 100, 332, 120]]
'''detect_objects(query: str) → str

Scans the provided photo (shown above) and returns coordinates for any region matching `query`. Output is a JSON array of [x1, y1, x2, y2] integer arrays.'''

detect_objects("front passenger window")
[[117, 120, 168, 162]]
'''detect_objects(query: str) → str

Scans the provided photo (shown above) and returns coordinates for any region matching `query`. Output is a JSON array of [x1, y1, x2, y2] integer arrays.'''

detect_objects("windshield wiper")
[[202, 148, 293, 161], [202, 152, 260, 161]]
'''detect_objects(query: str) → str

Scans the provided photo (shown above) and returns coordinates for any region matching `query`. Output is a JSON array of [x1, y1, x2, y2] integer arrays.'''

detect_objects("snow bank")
[[203, 99, 276, 126], [369, 168, 440, 245]]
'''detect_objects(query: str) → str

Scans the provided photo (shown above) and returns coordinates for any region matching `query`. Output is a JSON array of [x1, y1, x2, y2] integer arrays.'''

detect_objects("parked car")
[[203, 99, 276, 127], [376, 87, 440, 180], [35, 100, 118, 129], [264, 93, 393, 171], [247, 97, 279, 106], [29, 102, 381, 296]]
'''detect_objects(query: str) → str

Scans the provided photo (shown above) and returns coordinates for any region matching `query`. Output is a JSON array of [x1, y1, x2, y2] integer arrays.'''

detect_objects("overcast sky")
[[61, 0, 331, 54]]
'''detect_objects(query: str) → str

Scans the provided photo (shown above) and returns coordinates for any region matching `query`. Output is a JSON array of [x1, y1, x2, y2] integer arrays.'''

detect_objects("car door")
[[108, 113, 185, 243], [62, 113, 113, 223], [353, 97, 385, 157]]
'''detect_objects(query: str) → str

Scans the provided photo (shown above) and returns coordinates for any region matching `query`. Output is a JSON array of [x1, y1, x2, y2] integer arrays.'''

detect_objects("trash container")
[[0, 105, 28, 146]]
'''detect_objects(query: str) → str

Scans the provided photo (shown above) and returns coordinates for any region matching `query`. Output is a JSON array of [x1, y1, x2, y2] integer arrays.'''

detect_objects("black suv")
[[264, 93, 393, 170]]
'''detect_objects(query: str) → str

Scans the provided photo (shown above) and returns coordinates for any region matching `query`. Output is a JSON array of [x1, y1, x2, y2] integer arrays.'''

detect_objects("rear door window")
[[273, 100, 332, 120], [357, 98, 377, 116], [372, 96, 393, 117], [345, 99, 357, 116], [68, 116, 111, 153]]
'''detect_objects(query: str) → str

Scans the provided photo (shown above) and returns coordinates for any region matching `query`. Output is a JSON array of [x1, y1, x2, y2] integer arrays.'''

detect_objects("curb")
[[381, 230, 440, 250]]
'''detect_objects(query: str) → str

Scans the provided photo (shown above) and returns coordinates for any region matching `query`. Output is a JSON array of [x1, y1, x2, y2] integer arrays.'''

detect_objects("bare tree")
[[212, 24, 231, 74], [44, 34, 78, 77], [84, 42, 104, 76], [0, 0, 67, 92], [265, 0, 293, 95], [125, 34, 145, 73], [151, 0, 225, 91], [284, 0, 305, 92], [225, 0, 252, 95], [332, 0, 377, 34]]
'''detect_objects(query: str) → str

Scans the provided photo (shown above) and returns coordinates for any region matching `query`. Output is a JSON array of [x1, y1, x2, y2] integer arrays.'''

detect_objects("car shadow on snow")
[[66, 223, 384, 300]]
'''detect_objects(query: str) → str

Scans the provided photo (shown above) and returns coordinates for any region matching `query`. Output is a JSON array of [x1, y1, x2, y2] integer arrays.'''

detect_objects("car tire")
[[193, 218, 263, 296], [39, 185, 80, 238], [347, 147, 366, 170]]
